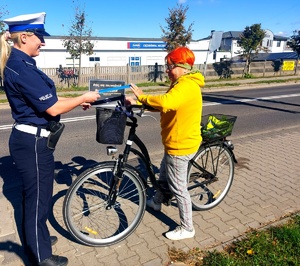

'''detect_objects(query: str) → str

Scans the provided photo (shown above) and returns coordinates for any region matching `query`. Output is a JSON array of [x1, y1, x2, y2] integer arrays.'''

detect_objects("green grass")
[[58, 93, 84, 98], [205, 83, 241, 88], [252, 78, 300, 84], [136, 81, 169, 87], [0, 99, 7, 104], [56, 85, 88, 92], [168, 213, 300, 266]]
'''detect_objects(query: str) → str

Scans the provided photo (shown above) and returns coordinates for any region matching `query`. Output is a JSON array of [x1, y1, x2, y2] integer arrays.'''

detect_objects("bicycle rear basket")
[[96, 107, 127, 144], [201, 114, 237, 142]]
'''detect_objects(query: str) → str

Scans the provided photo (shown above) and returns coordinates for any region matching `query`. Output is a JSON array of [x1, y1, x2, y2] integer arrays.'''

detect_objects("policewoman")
[[0, 12, 100, 266]]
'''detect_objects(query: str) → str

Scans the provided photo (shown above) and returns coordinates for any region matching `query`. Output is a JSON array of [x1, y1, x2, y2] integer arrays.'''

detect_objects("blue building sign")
[[127, 42, 166, 49]]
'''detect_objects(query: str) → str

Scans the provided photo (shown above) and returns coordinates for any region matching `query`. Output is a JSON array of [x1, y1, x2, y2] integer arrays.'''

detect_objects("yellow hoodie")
[[138, 70, 205, 155]]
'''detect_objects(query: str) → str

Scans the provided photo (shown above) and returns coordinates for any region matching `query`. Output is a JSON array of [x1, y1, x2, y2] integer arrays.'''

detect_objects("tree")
[[237, 23, 266, 76], [62, 4, 93, 86], [286, 30, 300, 74], [0, 6, 9, 34], [0, 6, 8, 86], [160, 4, 193, 52]]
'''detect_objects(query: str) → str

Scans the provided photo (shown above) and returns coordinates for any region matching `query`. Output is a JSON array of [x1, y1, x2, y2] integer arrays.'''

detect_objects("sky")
[[1, 0, 300, 40]]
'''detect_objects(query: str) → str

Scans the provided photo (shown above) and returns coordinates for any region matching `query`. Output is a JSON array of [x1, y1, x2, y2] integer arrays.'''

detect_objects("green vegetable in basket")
[[202, 115, 234, 140], [206, 115, 229, 129]]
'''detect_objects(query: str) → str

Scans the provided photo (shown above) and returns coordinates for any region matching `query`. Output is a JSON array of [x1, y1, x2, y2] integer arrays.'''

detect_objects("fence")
[[3, 60, 299, 89]]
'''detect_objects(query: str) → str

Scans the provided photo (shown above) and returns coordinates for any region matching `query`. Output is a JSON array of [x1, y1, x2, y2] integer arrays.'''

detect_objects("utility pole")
[[203, 30, 215, 76]]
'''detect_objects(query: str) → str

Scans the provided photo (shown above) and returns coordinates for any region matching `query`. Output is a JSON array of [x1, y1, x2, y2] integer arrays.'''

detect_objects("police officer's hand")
[[81, 102, 91, 110], [83, 91, 101, 102], [81, 91, 100, 110]]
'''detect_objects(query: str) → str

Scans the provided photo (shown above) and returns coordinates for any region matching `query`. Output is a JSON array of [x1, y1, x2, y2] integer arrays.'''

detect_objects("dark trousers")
[[9, 128, 54, 264]]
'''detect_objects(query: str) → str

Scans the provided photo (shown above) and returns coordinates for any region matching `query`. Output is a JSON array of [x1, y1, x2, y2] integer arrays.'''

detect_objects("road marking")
[[60, 115, 95, 123], [1, 93, 300, 130], [203, 93, 300, 106], [0, 116, 96, 131]]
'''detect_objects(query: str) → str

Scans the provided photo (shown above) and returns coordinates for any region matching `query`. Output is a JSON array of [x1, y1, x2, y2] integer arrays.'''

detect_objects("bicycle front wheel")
[[63, 161, 146, 246], [187, 144, 234, 211]]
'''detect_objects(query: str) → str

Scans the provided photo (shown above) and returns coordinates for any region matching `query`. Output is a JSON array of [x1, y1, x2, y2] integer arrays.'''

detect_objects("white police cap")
[[4, 12, 50, 36]]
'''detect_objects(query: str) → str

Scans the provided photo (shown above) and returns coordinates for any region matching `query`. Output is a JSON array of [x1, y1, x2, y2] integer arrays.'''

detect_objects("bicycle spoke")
[[63, 162, 146, 246], [188, 144, 234, 211]]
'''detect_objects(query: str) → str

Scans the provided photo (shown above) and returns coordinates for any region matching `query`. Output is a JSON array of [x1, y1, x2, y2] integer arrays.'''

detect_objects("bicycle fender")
[[227, 148, 237, 163]]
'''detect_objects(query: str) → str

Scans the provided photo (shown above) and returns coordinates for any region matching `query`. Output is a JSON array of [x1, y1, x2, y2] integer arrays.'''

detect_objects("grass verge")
[[167, 213, 300, 266]]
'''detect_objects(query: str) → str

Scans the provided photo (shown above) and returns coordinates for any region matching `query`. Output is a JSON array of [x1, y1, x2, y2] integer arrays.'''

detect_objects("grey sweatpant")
[[153, 152, 196, 231]]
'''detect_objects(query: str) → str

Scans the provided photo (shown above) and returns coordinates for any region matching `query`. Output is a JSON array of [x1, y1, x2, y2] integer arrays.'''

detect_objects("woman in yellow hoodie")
[[128, 46, 205, 240]]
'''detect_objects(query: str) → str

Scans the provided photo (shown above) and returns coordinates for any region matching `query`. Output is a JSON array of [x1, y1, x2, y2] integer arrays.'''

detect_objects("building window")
[[213, 50, 217, 60], [89, 57, 100, 62], [277, 41, 281, 47], [129, 56, 141, 66], [266, 40, 273, 47]]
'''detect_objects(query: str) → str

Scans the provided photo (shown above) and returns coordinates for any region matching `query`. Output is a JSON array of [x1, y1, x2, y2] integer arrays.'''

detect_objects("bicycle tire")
[[187, 144, 234, 211], [63, 161, 146, 246]]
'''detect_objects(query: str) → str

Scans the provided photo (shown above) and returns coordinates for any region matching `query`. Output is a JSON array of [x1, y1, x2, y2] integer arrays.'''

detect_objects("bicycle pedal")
[[162, 194, 173, 206], [162, 199, 172, 206]]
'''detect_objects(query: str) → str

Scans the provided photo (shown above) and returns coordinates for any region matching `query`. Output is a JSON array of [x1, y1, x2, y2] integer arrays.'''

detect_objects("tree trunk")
[[78, 55, 82, 87], [243, 59, 251, 75], [295, 56, 299, 75]]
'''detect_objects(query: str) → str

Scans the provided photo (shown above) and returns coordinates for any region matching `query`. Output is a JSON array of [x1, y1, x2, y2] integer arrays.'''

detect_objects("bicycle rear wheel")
[[187, 144, 234, 211], [63, 161, 146, 246]]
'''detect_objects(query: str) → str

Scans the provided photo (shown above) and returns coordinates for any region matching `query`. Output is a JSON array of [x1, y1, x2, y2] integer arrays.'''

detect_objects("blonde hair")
[[0, 32, 11, 78], [0, 31, 34, 78]]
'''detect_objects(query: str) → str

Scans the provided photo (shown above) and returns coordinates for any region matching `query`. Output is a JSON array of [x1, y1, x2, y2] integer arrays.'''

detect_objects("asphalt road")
[[0, 83, 300, 265], [1, 84, 300, 167]]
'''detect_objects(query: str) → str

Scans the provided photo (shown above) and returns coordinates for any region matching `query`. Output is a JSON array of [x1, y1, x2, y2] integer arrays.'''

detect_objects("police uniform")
[[3, 13, 67, 266]]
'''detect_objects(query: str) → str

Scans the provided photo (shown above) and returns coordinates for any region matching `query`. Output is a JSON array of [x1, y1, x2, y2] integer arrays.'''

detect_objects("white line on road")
[[0, 116, 96, 131], [203, 93, 300, 106], [1, 93, 300, 130]]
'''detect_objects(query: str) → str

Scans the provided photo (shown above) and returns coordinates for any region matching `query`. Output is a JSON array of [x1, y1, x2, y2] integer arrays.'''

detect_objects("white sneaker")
[[165, 226, 195, 240], [146, 198, 161, 211]]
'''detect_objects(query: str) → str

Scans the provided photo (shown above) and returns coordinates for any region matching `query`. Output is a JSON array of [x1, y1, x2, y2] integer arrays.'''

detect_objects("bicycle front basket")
[[96, 107, 127, 145], [201, 114, 237, 141]]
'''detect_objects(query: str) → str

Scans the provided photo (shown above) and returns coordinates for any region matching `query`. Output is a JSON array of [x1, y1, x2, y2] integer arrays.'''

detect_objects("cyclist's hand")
[[130, 83, 144, 97], [125, 96, 137, 106]]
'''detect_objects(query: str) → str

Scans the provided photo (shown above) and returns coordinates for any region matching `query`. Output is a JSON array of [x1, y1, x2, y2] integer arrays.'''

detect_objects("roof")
[[222, 31, 242, 39], [45, 35, 164, 41], [232, 52, 298, 62], [222, 31, 289, 41]]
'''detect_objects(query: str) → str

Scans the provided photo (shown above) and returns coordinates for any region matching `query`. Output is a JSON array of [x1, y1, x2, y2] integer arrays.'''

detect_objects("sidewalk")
[[0, 121, 300, 265]]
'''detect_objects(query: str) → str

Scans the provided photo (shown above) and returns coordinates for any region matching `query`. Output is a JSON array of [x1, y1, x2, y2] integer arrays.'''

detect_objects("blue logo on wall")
[[127, 42, 166, 49]]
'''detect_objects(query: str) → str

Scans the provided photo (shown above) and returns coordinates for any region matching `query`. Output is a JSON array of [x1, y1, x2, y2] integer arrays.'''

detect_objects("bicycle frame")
[[189, 140, 226, 179], [108, 106, 176, 194], [106, 106, 237, 208], [105, 110, 163, 208]]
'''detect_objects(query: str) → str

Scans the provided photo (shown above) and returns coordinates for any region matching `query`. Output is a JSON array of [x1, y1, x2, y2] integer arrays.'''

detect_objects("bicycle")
[[63, 104, 237, 247]]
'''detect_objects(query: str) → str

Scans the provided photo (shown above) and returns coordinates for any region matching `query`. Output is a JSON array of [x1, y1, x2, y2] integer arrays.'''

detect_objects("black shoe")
[[50, 236, 58, 246], [39, 255, 68, 266]]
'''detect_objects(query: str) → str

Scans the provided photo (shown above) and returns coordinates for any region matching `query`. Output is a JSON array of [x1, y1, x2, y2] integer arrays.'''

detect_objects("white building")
[[36, 30, 291, 69], [217, 30, 291, 61], [38, 37, 169, 68]]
